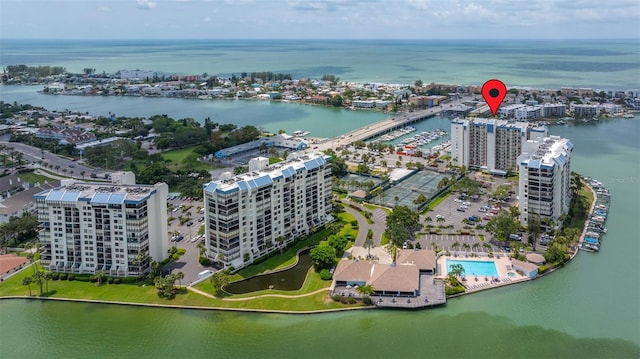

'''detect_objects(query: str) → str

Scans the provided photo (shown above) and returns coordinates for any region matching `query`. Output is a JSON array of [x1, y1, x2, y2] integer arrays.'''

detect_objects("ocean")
[[1, 39, 639, 89], [0, 39, 639, 358]]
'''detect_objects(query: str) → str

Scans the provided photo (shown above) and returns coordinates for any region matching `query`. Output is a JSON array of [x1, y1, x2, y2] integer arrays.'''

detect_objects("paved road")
[[1, 141, 111, 179], [340, 200, 387, 246]]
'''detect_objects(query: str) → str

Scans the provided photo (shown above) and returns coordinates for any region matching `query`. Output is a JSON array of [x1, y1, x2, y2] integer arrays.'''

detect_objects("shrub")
[[59, 273, 68, 280], [538, 265, 549, 274], [319, 269, 333, 280], [350, 220, 359, 227], [363, 296, 372, 305], [107, 277, 115, 284], [445, 285, 465, 296], [113, 278, 122, 284], [67, 274, 75, 281], [198, 255, 211, 266], [332, 294, 341, 302], [347, 297, 356, 304], [89, 276, 98, 283], [51, 273, 60, 280]]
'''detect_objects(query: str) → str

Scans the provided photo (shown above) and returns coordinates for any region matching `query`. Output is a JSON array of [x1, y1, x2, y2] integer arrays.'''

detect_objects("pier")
[[333, 105, 447, 146]]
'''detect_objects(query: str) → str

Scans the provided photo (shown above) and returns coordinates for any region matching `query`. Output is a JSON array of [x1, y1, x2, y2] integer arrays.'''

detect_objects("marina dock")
[[323, 104, 453, 149]]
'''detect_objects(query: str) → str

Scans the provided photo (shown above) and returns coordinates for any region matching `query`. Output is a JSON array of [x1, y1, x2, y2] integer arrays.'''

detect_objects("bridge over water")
[[315, 104, 458, 151]]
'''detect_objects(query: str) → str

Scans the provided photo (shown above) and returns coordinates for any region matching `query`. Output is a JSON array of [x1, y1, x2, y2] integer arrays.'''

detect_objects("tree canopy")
[[310, 245, 336, 271], [485, 209, 520, 241], [384, 205, 421, 247]]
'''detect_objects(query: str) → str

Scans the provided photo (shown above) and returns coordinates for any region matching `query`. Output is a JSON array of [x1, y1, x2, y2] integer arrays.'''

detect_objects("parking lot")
[[164, 196, 209, 284], [415, 174, 528, 254]]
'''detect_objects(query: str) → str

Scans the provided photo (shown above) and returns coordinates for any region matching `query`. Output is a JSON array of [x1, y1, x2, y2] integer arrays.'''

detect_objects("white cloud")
[[98, 6, 110, 12], [136, 0, 157, 10], [202, 16, 212, 22]]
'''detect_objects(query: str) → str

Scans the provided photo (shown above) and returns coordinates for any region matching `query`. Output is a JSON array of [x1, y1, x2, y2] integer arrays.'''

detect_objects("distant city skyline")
[[1, 0, 639, 40]]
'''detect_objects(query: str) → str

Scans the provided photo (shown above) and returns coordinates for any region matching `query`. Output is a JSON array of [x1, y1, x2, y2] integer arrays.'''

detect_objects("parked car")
[[509, 234, 522, 241], [456, 207, 466, 212]]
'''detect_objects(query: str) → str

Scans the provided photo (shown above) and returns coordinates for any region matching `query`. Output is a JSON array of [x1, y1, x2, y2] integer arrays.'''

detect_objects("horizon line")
[[2, 37, 639, 41]]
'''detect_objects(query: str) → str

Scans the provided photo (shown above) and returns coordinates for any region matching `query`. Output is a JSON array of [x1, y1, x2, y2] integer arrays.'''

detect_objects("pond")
[[223, 249, 313, 294]]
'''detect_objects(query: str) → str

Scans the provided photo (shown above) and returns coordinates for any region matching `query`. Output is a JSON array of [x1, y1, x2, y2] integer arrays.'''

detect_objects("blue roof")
[[61, 191, 80, 202], [282, 167, 295, 178], [253, 175, 272, 188], [204, 182, 217, 192], [238, 181, 249, 191], [303, 157, 325, 170], [527, 159, 541, 169], [108, 193, 126, 205], [91, 193, 111, 204], [47, 190, 66, 201]]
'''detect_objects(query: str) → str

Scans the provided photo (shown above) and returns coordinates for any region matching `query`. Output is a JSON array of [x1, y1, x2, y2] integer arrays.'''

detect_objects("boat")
[[622, 113, 634, 118], [292, 130, 310, 137]]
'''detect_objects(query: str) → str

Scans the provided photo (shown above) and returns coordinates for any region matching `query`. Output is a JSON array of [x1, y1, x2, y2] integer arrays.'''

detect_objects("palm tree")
[[80, 171, 86, 179], [424, 216, 432, 222], [451, 241, 460, 252], [448, 263, 465, 284], [22, 276, 34, 296], [430, 241, 437, 251], [275, 236, 287, 255], [363, 235, 374, 259], [175, 271, 185, 287], [482, 243, 492, 253], [472, 242, 481, 254], [33, 270, 44, 296], [356, 284, 375, 300], [43, 271, 53, 293], [95, 271, 107, 286], [462, 243, 471, 255]]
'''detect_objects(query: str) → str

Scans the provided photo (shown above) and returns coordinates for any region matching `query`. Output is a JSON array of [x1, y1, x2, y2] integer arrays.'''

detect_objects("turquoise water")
[[447, 259, 498, 277], [2, 39, 639, 89], [0, 40, 639, 358]]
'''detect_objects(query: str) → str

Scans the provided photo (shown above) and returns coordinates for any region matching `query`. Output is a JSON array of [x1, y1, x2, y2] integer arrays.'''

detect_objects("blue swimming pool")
[[446, 259, 498, 277]]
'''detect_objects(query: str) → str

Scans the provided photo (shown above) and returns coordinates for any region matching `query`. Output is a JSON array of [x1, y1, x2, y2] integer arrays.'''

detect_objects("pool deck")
[[437, 254, 530, 293]]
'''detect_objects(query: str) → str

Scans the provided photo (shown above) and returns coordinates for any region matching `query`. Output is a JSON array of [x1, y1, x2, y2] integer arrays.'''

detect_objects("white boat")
[[292, 130, 310, 137]]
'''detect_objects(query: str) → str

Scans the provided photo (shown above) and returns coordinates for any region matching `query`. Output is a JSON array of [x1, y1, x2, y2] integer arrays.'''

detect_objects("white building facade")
[[450, 118, 548, 172], [203, 153, 333, 269], [518, 136, 573, 229], [35, 173, 168, 277]]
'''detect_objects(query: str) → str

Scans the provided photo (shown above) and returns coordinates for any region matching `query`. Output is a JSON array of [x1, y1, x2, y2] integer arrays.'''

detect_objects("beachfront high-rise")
[[518, 136, 573, 229], [450, 118, 548, 174], [35, 172, 169, 277], [203, 153, 332, 269]]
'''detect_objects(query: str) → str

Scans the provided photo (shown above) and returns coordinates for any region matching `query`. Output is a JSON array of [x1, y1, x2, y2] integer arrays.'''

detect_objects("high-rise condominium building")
[[203, 153, 332, 269], [35, 172, 168, 277], [450, 118, 547, 173], [518, 136, 573, 229]]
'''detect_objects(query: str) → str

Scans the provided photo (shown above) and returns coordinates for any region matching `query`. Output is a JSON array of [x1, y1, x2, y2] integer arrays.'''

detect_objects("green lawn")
[[17, 171, 55, 184], [336, 211, 358, 239], [567, 186, 594, 231], [1, 263, 359, 312], [363, 203, 391, 214], [160, 146, 219, 171]]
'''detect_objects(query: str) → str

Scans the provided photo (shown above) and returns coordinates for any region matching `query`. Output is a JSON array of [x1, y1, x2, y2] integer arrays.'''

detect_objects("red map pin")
[[481, 79, 507, 117]]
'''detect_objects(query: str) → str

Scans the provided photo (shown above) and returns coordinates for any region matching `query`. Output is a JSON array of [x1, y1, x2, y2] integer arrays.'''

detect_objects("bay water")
[[0, 40, 639, 358]]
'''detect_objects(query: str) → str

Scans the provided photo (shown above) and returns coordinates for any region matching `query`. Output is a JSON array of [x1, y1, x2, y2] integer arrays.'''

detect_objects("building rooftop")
[[522, 136, 573, 169], [204, 152, 330, 194], [34, 181, 156, 204]]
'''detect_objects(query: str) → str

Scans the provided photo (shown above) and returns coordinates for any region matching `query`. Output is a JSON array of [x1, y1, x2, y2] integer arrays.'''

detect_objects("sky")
[[1, 0, 639, 40]]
